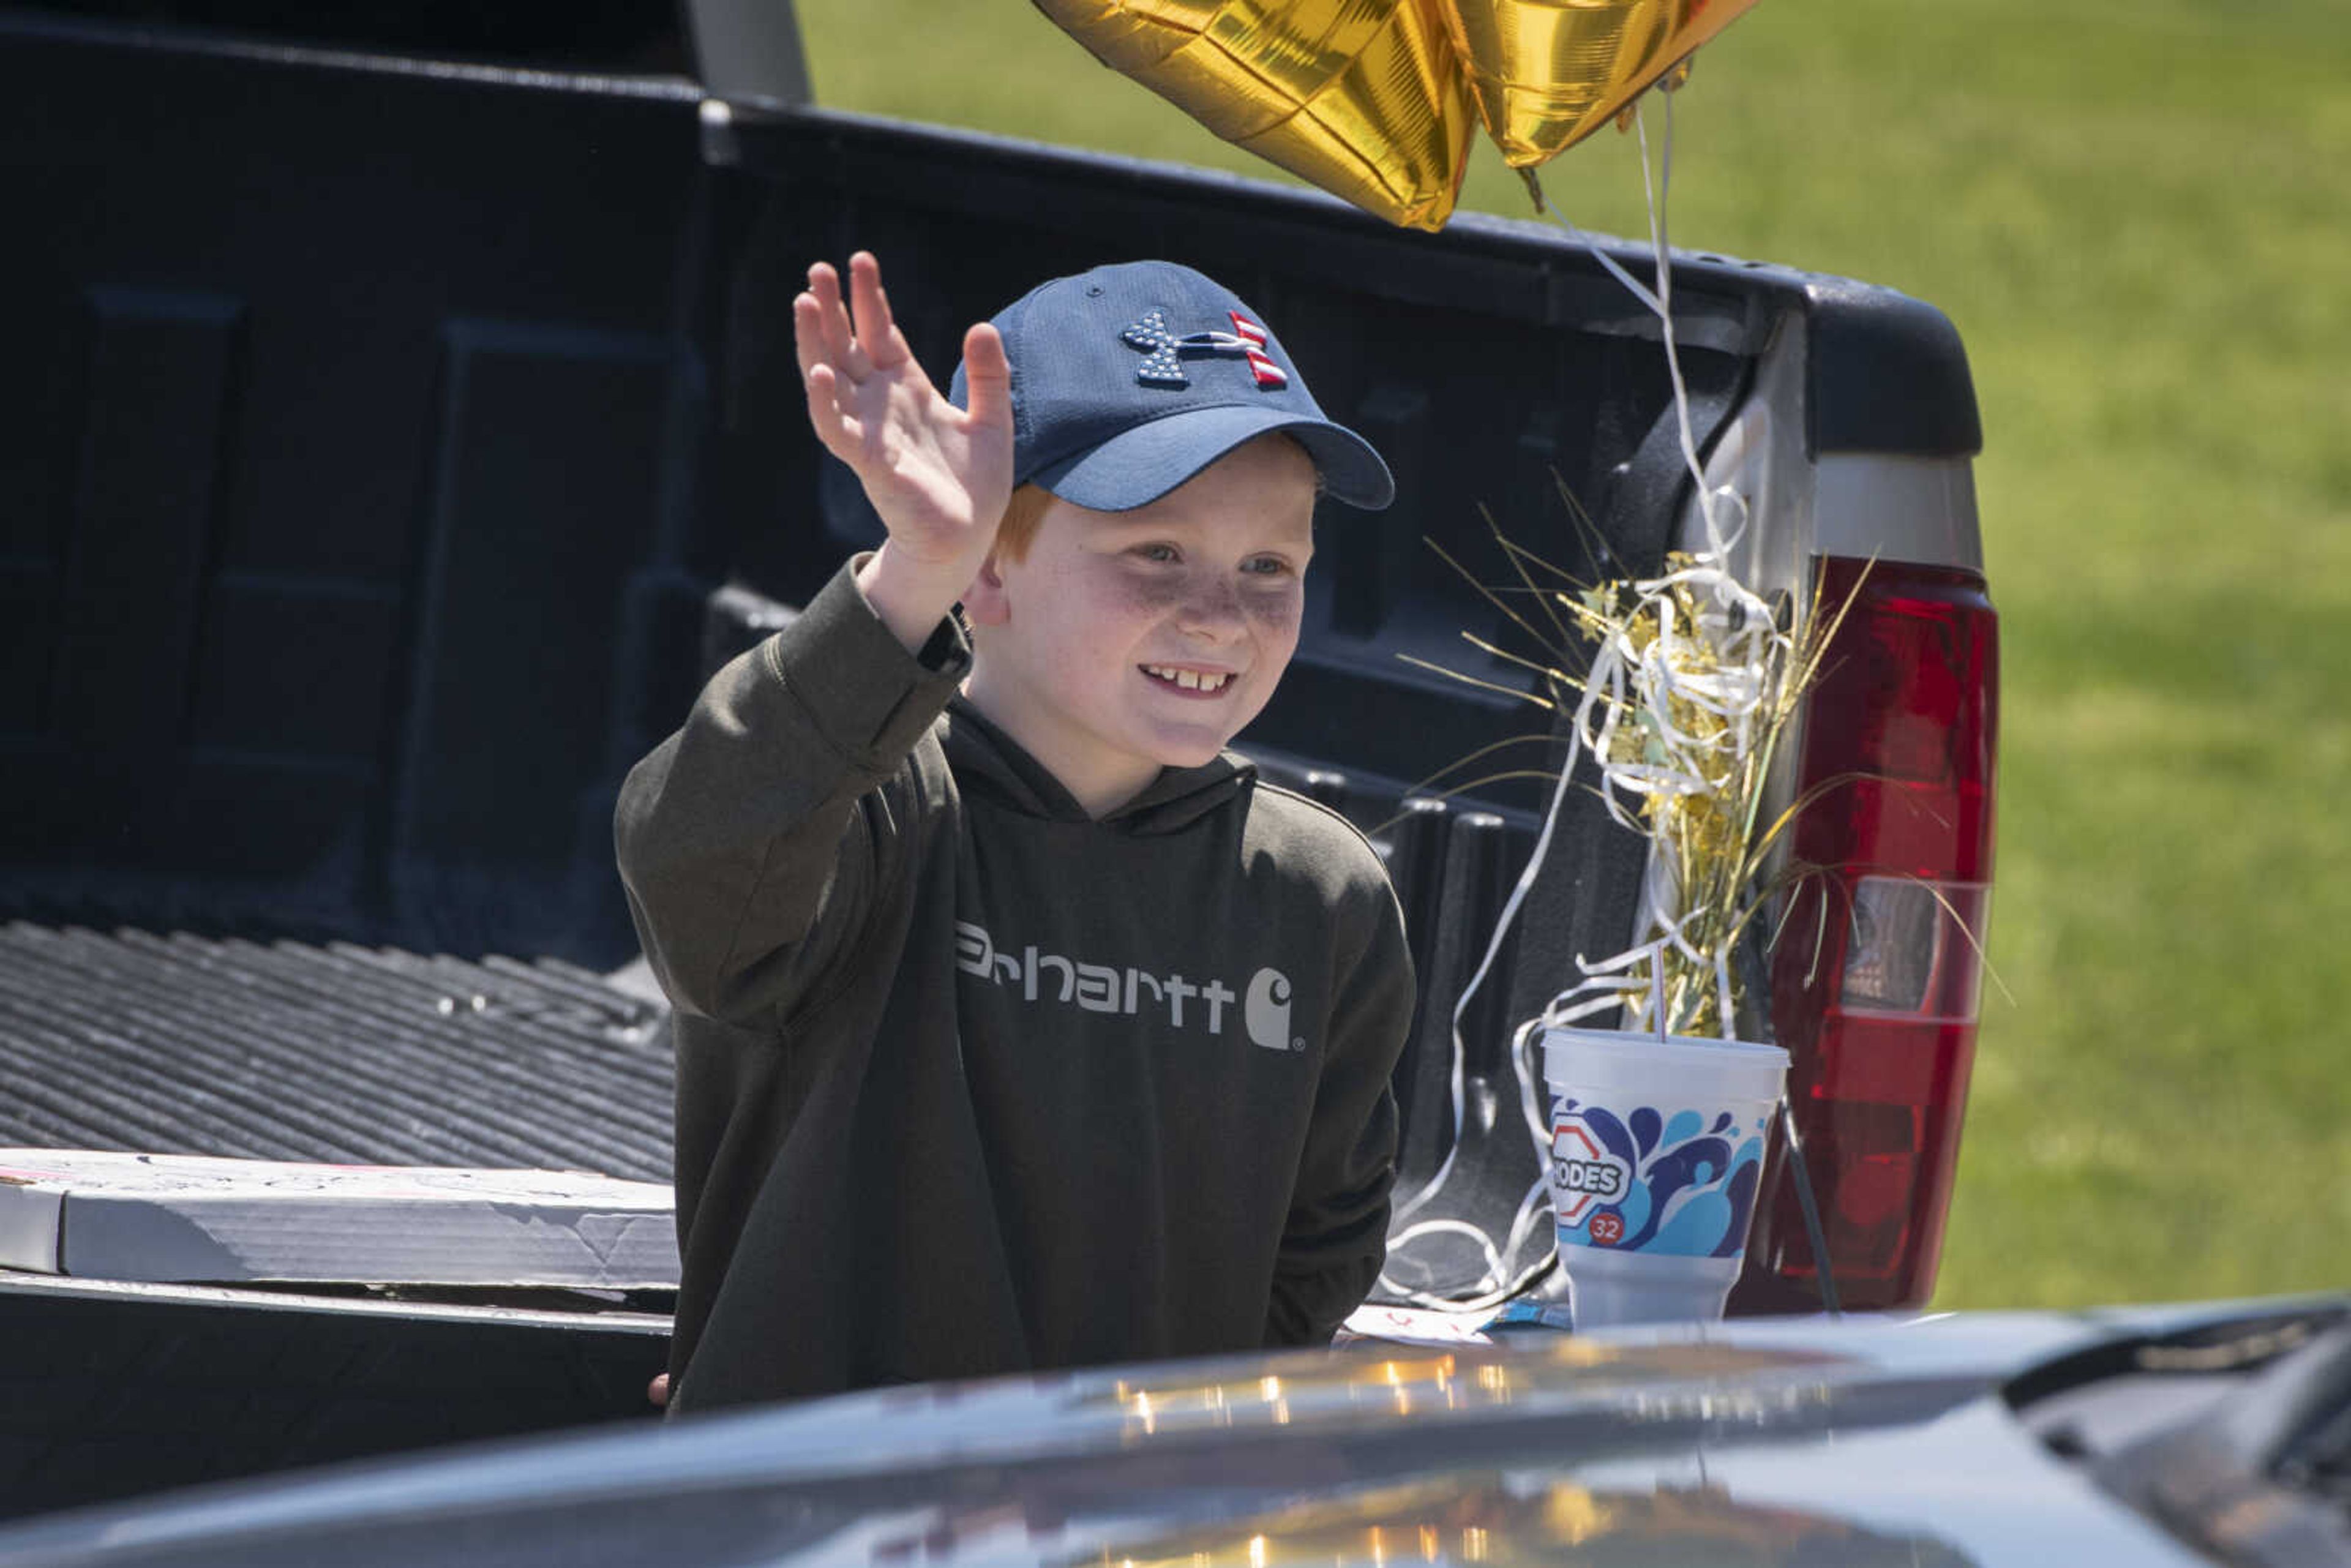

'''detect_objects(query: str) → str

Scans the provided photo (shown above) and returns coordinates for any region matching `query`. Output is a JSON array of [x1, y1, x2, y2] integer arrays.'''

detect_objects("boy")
[[617, 253, 1413, 1412]]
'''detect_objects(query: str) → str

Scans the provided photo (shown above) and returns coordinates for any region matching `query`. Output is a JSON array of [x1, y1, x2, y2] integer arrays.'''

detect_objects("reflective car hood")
[[4, 1301, 2330, 1568]]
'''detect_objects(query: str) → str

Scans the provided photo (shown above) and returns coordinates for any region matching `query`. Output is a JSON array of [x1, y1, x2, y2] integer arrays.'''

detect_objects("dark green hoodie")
[[616, 561, 1413, 1412]]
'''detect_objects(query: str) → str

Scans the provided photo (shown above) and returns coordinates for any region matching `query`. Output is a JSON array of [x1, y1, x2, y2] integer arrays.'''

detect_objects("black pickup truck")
[[0, 1, 1996, 1525]]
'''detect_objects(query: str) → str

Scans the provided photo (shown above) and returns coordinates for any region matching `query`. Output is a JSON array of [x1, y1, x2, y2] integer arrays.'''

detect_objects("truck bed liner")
[[0, 923, 673, 1184]]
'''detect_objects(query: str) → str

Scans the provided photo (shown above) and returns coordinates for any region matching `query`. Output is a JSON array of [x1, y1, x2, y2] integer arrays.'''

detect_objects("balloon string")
[[1389, 710, 1582, 1234], [1637, 92, 1733, 557], [1528, 94, 1723, 549], [1378, 87, 1733, 1311]]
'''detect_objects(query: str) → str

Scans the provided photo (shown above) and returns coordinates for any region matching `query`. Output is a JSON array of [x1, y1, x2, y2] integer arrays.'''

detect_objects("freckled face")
[[963, 434, 1317, 816]]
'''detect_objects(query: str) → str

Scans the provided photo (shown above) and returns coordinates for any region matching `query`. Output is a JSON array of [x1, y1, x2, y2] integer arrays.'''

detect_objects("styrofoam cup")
[[1540, 1026, 1790, 1328]]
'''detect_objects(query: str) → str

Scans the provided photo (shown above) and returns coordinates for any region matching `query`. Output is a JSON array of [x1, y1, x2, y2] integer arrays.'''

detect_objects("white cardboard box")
[[0, 1149, 678, 1288]]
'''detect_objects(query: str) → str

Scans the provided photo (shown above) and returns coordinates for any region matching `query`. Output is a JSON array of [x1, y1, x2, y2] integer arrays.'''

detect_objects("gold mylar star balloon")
[[1033, 0, 1761, 231], [1444, 0, 1761, 170], [1031, 0, 1477, 232]]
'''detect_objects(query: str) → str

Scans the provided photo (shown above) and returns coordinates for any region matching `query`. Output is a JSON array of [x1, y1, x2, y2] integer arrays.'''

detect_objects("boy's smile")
[[961, 434, 1318, 817], [1139, 664, 1234, 696]]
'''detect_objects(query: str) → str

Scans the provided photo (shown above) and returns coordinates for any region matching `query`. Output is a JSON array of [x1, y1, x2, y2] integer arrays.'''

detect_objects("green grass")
[[792, 0, 2351, 1308]]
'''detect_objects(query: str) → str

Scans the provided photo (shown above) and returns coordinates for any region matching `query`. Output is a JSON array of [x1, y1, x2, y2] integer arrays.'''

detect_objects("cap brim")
[[1030, 405, 1395, 513]]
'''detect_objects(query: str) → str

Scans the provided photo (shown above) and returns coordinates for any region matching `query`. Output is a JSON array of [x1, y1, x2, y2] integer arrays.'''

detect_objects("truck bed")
[[0, 922, 670, 1180]]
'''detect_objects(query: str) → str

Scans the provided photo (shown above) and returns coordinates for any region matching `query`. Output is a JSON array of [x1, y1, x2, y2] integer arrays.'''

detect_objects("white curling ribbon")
[[1378, 96, 1799, 1308]]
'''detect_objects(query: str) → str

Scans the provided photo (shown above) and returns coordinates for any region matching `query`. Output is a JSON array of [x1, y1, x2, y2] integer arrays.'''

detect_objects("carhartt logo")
[[954, 921, 1299, 1049], [1120, 309, 1288, 390], [1243, 967, 1294, 1051]]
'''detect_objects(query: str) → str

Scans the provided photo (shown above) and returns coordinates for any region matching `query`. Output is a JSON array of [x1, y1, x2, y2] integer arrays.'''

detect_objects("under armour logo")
[[1121, 309, 1288, 390]]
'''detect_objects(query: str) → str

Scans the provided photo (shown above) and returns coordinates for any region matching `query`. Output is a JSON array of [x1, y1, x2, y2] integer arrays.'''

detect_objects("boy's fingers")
[[803, 364, 863, 456], [807, 262, 857, 375], [959, 322, 1013, 432], [846, 252, 903, 371], [792, 292, 830, 386]]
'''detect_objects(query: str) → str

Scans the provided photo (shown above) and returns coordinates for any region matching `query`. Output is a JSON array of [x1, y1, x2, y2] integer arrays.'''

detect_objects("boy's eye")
[[1242, 555, 1295, 576], [1135, 542, 1181, 564]]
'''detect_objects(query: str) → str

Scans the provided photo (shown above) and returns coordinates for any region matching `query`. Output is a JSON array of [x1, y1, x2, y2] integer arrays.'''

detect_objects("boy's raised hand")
[[797, 253, 1013, 650]]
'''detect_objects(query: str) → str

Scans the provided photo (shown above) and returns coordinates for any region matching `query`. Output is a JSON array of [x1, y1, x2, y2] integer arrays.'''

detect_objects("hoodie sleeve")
[[613, 559, 970, 1026], [1264, 879, 1414, 1348]]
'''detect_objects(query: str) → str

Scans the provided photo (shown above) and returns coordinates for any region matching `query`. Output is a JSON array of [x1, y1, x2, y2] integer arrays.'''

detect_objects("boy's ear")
[[961, 549, 1011, 628]]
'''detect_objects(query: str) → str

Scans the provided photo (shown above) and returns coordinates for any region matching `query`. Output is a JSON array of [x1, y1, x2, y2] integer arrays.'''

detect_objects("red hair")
[[992, 482, 1053, 565]]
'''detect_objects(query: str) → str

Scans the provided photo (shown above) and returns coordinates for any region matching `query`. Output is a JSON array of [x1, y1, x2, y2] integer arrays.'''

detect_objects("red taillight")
[[1731, 555, 1999, 1314]]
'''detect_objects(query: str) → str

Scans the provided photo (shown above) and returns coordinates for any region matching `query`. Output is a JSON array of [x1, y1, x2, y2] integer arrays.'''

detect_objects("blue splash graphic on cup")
[[1552, 1100, 1766, 1259]]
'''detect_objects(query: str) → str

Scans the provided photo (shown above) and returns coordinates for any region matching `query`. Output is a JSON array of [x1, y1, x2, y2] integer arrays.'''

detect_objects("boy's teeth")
[[1146, 665, 1227, 692]]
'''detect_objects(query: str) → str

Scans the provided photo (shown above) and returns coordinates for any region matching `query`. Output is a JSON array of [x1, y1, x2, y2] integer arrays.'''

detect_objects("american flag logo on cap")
[[1120, 309, 1289, 391]]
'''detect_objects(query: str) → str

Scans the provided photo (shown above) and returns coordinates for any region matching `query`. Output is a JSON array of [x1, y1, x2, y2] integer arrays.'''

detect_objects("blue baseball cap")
[[949, 260, 1394, 512]]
